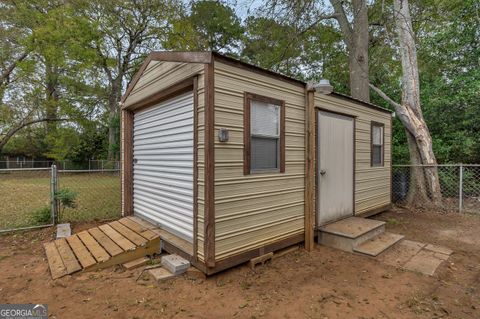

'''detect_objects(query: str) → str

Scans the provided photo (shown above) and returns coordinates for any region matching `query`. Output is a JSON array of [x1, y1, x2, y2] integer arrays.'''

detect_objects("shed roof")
[[121, 51, 392, 114]]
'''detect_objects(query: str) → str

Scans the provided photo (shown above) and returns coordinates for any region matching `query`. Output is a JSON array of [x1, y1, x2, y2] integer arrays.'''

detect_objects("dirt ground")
[[1, 209, 479, 319]]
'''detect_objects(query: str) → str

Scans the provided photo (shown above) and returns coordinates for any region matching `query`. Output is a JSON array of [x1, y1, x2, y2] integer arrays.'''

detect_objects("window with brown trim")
[[244, 93, 285, 174], [371, 122, 385, 166]]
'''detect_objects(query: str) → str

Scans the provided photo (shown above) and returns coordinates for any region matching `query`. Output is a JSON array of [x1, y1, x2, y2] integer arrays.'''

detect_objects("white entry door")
[[133, 91, 194, 242], [317, 110, 354, 226]]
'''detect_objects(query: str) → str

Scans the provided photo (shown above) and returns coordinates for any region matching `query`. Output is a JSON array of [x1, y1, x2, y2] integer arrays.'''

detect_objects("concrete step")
[[317, 217, 386, 252], [353, 232, 405, 257]]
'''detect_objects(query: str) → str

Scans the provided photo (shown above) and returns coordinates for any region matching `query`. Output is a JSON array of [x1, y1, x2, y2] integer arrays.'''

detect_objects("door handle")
[[320, 169, 326, 175]]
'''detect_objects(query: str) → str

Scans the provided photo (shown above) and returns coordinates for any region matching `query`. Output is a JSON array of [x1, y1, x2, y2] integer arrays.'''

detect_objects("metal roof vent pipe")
[[314, 79, 333, 94]]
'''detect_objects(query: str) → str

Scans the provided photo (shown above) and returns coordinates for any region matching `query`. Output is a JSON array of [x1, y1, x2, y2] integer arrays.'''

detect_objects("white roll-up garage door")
[[133, 91, 194, 242]]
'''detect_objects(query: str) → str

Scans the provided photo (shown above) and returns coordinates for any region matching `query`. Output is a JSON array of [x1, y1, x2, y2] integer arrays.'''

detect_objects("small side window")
[[244, 93, 285, 174], [371, 122, 384, 167]]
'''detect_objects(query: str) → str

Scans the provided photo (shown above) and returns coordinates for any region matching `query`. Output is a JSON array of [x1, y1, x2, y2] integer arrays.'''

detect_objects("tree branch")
[[369, 83, 419, 136], [369, 83, 402, 110], [0, 117, 71, 152], [0, 51, 29, 87], [298, 13, 339, 36], [330, 0, 353, 49]]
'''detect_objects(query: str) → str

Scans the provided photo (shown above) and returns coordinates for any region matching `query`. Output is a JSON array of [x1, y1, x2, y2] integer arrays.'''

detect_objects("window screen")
[[250, 100, 280, 171], [371, 123, 384, 166]]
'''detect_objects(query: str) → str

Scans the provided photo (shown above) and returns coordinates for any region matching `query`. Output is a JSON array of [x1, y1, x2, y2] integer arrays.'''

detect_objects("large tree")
[[163, 0, 243, 52], [330, 0, 370, 102], [0, 0, 95, 155], [78, 0, 176, 160], [370, 0, 442, 205]]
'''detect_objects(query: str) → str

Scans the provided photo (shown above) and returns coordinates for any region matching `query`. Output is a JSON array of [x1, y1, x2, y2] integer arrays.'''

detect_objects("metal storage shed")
[[120, 51, 392, 274]]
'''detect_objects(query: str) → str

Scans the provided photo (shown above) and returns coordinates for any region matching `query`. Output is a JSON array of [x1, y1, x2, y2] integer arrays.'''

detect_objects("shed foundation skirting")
[[189, 204, 390, 275]]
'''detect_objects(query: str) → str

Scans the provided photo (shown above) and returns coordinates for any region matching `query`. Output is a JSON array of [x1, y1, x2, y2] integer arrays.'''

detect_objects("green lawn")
[[0, 172, 121, 230]]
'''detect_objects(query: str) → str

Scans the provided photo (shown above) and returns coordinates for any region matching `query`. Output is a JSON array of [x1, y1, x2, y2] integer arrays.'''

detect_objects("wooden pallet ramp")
[[44, 217, 161, 279]]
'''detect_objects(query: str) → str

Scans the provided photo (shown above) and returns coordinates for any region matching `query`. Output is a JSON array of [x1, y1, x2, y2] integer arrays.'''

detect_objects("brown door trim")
[[192, 76, 199, 262], [204, 61, 216, 267], [304, 89, 315, 251], [124, 77, 195, 112], [121, 109, 134, 216]]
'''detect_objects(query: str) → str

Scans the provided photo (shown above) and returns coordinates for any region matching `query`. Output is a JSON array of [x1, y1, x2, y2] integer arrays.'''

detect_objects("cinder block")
[[249, 252, 273, 269], [161, 254, 190, 275], [148, 267, 175, 282], [56, 223, 71, 239]]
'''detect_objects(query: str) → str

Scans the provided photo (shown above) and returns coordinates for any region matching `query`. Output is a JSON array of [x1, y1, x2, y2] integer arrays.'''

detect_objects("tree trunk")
[[107, 77, 122, 161], [45, 63, 59, 135], [349, 0, 370, 102], [331, 0, 370, 102], [404, 130, 429, 206], [394, 0, 442, 205]]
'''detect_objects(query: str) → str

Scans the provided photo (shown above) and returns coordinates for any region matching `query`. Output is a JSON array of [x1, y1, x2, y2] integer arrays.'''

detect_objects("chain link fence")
[[392, 164, 480, 213], [0, 159, 119, 170], [0, 168, 54, 231], [0, 165, 121, 233]]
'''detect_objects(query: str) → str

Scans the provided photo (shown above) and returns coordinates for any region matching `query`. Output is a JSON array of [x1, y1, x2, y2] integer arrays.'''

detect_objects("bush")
[[55, 188, 78, 222], [31, 206, 52, 224]]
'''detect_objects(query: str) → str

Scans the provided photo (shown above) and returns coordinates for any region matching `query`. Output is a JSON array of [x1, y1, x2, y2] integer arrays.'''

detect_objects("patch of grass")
[[31, 206, 52, 224], [240, 281, 252, 290], [386, 217, 401, 225], [0, 172, 121, 229]]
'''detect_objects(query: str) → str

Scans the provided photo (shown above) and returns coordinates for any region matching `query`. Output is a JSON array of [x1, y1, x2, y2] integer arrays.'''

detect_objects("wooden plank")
[[55, 238, 82, 274], [77, 231, 110, 263], [304, 88, 315, 252], [87, 237, 161, 272], [120, 217, 158, 240], [193, 75, 199, 262], [128, 216, 158, 230], [152, 228, 194, 256], [89, 227, 123, 257], [204, 61, 215, 267], [44, 242, 67, 279], [272, 245, 299, 260], [99, 224, 136, 251], [66, 235, 96, 269], [121, 110, 134, 216], [122, 257, 150, 270], [109, 220, 147, 246]]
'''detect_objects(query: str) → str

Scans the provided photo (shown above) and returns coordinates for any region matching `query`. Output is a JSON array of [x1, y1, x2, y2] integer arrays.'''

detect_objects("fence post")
[[459, 163, 463, 213], [51, 164, 58, 224]]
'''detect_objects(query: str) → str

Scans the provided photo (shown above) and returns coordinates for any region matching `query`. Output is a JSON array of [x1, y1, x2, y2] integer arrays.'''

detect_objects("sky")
[[233, 0, 264, 19]]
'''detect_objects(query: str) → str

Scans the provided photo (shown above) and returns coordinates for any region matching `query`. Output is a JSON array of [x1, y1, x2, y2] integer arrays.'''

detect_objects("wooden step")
[[353, 232, 405, 257]]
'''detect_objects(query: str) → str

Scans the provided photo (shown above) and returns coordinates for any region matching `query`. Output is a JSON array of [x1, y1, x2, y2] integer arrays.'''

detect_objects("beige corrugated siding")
[[314, 95, 391, 215], [123, 61, 204, 107], [214, 61, 306, 260]]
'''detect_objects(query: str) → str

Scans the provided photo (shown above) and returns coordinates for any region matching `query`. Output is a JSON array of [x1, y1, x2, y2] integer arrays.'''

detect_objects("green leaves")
[[164, 1, 243, 52]]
